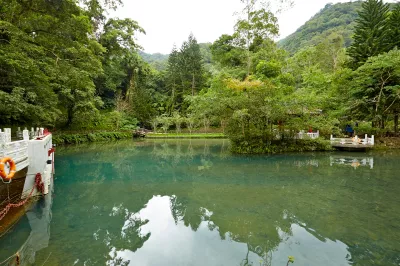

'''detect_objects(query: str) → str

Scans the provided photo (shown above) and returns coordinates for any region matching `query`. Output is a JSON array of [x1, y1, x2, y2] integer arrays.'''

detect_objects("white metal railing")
[[296, 130, 320, 140], [330, 134, 374, 146], [1, 128, 30, 170], [0, 127, 45, 144]]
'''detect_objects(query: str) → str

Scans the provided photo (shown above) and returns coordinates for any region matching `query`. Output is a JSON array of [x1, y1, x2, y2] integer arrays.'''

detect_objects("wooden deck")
[[331, 143, 373, 151], [330, 134, 374, 151]]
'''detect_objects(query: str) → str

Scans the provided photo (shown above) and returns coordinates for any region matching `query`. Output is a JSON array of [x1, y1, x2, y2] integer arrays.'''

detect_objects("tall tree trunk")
[[192, 73, 195, 96], [246, 49, 251, 78], [67, 106, 73, 126], [126, 71, 136, 104], [246, 2, 251, 78], [170, 82, 176, 115]]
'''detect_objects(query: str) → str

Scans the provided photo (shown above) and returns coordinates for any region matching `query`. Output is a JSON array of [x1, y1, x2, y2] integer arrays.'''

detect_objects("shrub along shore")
[[51, 130, 400, 154], [230, 138, 335, 154], [51, 130, 335, 153], [146, 133, 226, 139], [52, 131, 132, 145]]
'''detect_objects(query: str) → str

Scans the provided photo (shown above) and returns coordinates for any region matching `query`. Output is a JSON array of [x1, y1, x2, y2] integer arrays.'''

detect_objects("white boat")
[[0, 127, 54, 236]]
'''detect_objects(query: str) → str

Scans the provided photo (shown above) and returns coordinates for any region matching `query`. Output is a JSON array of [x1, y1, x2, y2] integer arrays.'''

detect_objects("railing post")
[[23, 129, 30, 141], [4, 128, 11, 143], [371, 135, 375, 145], [0, 132, 5, 144]]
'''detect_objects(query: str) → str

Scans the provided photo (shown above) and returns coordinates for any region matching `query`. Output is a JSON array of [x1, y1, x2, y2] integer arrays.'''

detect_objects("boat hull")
[[0, 166, 32, 236], [1, 132, 53, 237], [0, 166, 29, 203]]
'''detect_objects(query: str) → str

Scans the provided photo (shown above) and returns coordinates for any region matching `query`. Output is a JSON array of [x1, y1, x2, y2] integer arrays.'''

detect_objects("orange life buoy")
[[0, 157, 16, 181]]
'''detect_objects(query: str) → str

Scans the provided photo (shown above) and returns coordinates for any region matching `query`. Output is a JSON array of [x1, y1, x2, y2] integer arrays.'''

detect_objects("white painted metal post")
[[23, 130, 30, 141], [4, 128, 11, 143], [371, 135, 375, 145], [0, 132, 5, 144]]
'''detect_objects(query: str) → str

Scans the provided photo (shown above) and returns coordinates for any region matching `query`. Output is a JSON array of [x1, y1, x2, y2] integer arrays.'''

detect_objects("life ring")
[[0, 157, 17, 181]]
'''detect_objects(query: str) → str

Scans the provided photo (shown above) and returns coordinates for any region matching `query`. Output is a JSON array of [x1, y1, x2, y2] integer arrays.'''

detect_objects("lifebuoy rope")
[[0, 252, 19, 266], [0, 173, 44, 221]]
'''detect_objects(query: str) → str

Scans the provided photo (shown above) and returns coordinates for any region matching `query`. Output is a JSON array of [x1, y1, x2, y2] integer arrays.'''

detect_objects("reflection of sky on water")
[[274, 225, 350, 266], [108, 196, 351, 266]]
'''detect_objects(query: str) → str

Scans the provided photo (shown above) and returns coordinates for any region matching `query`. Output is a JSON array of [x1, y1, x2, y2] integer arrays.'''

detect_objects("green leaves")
[[100, 18, 145, 54], [164, 34, 205, 114], [0, 0, 154, 129], [280, 2, 362, 54], [256, 60, 281, 78], [234, 0, 279, 76], [348, 0, 391, 68], [388, 4, 400, 50], [350, 50, 400, 128]]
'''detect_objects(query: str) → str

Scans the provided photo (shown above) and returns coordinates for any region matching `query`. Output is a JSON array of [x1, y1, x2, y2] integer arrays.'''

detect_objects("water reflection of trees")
[[49, 141, 400, 265]]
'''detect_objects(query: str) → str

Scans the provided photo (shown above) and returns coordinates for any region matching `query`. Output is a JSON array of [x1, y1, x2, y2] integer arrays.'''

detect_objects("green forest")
[[1, 0, 400, 152]]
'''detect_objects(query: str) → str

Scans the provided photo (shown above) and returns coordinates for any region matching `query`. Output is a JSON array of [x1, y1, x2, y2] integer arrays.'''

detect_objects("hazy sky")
[[110, 0, 352, 54]]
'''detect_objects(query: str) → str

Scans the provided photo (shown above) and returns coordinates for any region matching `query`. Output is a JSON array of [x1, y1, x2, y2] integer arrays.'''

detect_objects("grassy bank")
[[52, 131, 132, 145], [375, 137, 400, 150], [146, 133, 226, 139]]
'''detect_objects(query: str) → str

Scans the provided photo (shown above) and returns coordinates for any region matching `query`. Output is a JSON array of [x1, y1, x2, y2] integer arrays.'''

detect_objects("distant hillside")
[[199, 43, 212, 64], [139, 43, 212, 72], [139, 51, 169, 71], [279, 1, 363, 54]]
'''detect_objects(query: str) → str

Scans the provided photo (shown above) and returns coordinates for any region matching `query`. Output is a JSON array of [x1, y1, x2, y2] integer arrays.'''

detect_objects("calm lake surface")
[[1, 139, 399, 266]]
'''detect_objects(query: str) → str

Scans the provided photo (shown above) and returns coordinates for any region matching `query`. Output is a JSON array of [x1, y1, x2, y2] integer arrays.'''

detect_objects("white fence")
[[330, 134, 374, 146], [296, 130, 320, 140]]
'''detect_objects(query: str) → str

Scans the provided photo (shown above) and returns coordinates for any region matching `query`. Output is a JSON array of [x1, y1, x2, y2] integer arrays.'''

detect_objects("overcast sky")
[[109, 0, 353, 54]]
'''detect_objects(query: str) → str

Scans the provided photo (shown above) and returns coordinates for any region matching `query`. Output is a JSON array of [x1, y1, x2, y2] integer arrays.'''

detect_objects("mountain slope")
[[139, 51, 169, 71], [139, 43, 213, 72], [279, 1, 362, 54]]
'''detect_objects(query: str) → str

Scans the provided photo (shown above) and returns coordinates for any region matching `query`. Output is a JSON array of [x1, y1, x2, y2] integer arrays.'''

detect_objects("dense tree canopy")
[[347, 0, 391, 68], [0, 0, 105, 126], [1, 0, 400, 146], [279, 2, 362, 54]]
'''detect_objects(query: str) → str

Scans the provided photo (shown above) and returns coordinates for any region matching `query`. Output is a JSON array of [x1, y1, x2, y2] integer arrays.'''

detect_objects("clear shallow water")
[[1, 139, 400, 266]]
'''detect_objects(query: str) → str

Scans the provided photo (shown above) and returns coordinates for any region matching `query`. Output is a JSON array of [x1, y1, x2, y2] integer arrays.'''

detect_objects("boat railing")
[[0, 128, 45, 164]]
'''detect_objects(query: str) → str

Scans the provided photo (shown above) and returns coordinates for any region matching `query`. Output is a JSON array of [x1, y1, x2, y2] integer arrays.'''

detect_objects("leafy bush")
[[53, 131, 132, 145], [230, 137, 333, 154]]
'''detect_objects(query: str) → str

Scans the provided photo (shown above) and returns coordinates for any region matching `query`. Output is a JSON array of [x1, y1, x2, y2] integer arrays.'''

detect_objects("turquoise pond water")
[[0, 139, 400, 266]]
